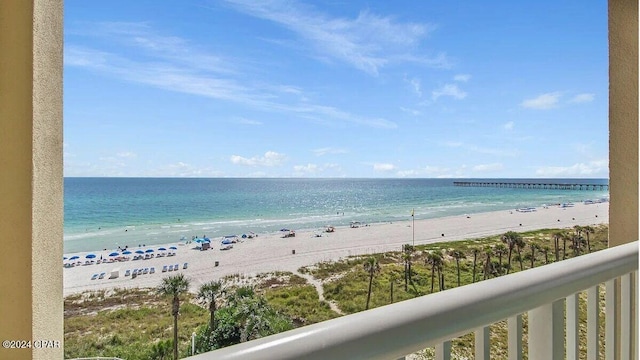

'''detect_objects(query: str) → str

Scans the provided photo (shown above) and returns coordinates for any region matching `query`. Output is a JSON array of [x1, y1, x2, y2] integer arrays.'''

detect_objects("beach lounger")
[[98, 272, 106, 279], [125, 269, 131, 276], [168, 265, 173, 271], [162, 265, 167, 272], [132, 271, 137, 279], [183, 262, 188, 269], [91, 273, 98, 280], [174, 264, 179, 271], [143, 268, 149, 274], [150, 267, 155, 274]]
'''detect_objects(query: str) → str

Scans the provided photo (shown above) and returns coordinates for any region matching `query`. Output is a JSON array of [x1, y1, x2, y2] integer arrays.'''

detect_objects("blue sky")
[[64, 1, 608, 178]]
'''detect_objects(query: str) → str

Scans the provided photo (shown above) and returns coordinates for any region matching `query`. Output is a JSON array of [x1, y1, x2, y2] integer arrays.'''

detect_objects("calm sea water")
[[64, 178, 609, 253]]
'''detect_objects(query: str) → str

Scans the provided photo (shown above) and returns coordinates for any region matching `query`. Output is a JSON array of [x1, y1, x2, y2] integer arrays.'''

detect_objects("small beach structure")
[[280, 229, 296, 238]]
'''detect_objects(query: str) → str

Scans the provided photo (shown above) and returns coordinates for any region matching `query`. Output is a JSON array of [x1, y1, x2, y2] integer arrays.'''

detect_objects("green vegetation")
[[64, 225, 609, 359]]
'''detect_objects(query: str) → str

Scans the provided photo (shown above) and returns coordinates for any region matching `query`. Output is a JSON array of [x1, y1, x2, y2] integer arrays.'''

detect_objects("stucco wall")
[[609, 0, 639, 248], [0, 1, 63, 359]]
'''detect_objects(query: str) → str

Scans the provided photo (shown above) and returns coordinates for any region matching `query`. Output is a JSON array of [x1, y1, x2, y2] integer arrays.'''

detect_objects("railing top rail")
[[187, 241, 638, 360]]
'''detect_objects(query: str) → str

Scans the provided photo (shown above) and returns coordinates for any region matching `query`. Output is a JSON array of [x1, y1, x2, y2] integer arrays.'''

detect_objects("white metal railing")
[[186, 242, 638, 360]]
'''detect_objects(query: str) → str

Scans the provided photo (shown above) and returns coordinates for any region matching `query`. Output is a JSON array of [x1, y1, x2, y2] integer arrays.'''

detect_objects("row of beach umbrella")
[[64, 246, 178, 261]]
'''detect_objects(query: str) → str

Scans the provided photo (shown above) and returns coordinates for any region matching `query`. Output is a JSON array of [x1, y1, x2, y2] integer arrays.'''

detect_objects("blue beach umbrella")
[[122, 250, 132, 255], [63, 256, 67, 260], [85, 254, 96, 259], [69, 256, 79, 260], [158, 247, 167, 251], [135, 250, 144, 254], [109, 252, 119, 257], [145, 249, 154, 253], [169, 246, 177, 250]]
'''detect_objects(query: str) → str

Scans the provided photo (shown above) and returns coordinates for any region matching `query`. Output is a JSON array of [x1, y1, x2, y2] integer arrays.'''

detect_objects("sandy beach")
[[63, 202, 608, 297]]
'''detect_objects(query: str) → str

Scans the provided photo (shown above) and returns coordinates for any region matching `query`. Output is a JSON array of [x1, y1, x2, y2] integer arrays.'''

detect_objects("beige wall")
[[609, 0, 639, 248], [0, 1, 63, 359], [0, 1, 635, 360]]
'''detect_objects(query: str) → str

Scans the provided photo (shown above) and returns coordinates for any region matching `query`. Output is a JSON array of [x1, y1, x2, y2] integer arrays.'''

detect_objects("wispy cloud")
[[230, 151, 287, 166], [313, 147, 347, 156], [293, 162, 340, 176], [535, 159, 608, 177], [472, 163, 503, 172], [66, 23, 396, 129], [521, 92, 561, 110], [569, 93, 595, 103], [453, 74, 471, 82], [503, 121, 514, 130], [222, 0, 449, 75], [432, 84, 467, 101], [373, 163, 397, 172]]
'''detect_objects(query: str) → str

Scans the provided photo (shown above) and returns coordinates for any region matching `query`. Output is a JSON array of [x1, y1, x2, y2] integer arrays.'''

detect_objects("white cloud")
[[373, 163, 396, 172], [397, 165, 452, 177], [400, 107, 421, 116], [406, 77, 422, 97], [569, 93, 595, 103], [453, 74, 471, 82], [236, 118, 263, 125], [223, 0, 448, 75], [535, 159, 608, 177], [117, 151, 137, 158], [521, 92, 561, 110], [313, 147, 347, 156], [294, 163, 319, 174], [503, 121, 514, 130], [230, 151, 287, 167], [472, 163, 504, 172], [432, 84, 467, 101]]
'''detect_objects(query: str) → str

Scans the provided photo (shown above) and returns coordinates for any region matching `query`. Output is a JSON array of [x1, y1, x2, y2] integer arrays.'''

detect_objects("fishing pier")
[[453, 181, 609, 191]]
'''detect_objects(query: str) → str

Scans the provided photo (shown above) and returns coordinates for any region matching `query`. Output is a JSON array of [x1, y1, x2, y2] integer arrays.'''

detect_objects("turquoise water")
[[64, 178, 609, 253]]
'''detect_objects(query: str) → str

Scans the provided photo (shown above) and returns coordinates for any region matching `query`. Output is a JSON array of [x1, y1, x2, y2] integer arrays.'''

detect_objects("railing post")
[[475, 326, 490, 360], [508, 315, 522, 360], [567, 293, 580, 360], [587, 285, 600, 360], [606, 278, 619, 360], [528, 299, 565, 360], [435, 341, 451, 360], [621, 273, 632, 359]]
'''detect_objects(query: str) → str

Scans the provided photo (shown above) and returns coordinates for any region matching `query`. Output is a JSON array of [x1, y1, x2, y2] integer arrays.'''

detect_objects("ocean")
[[64, 178, 609, 253]]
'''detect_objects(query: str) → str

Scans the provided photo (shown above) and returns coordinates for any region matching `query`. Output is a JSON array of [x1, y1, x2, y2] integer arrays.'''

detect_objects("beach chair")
[[150, 267, 155, 274], [98, 272, 106, 279], [162, 265, 168, 272], [168, 265, 173, 271], [174, 264, 179, 271], [143, 268, 149, 274], [183, 262, 188, 269], [91, 273, 98, 280], [125, 269, 131, 276]]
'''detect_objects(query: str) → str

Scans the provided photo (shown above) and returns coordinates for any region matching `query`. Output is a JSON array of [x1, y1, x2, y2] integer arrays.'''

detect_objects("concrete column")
[[0, 1, 63, 359]]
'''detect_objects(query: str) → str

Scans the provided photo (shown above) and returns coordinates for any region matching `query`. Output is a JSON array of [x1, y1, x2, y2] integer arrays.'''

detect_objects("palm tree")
[[363, 257, 380, 310], [448, 249, 466, 287], [501, 231, 522, 274], [402, 244, 414, 292], [157, 273, 190, 360], [552, 231, 563, 261], [426, 252, 442, 292], [197, 280, 224, 334], [471, 247, 480, 283], [494, 244, 507, 275], [515, 237, 526, 271], [583, 225, 595, 252], [483, 246, 493, 280], [541, 245, 550, 264], [529, 243, 538, 268]]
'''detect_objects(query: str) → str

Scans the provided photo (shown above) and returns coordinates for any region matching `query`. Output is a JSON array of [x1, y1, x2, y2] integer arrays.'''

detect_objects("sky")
[[64, 1, 609, 178]]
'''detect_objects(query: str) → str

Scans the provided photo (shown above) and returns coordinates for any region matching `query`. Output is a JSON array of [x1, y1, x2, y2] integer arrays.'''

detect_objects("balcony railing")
[[186, 241, 638, 360]]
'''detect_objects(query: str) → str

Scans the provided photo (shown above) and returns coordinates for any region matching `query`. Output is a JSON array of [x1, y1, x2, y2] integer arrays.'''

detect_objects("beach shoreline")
[[63, 202, 608, 297]]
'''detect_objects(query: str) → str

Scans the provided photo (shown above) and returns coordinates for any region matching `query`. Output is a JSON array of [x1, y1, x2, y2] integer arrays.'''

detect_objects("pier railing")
[[185, 241, 638, 360], [453, 181, 609, 191]]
